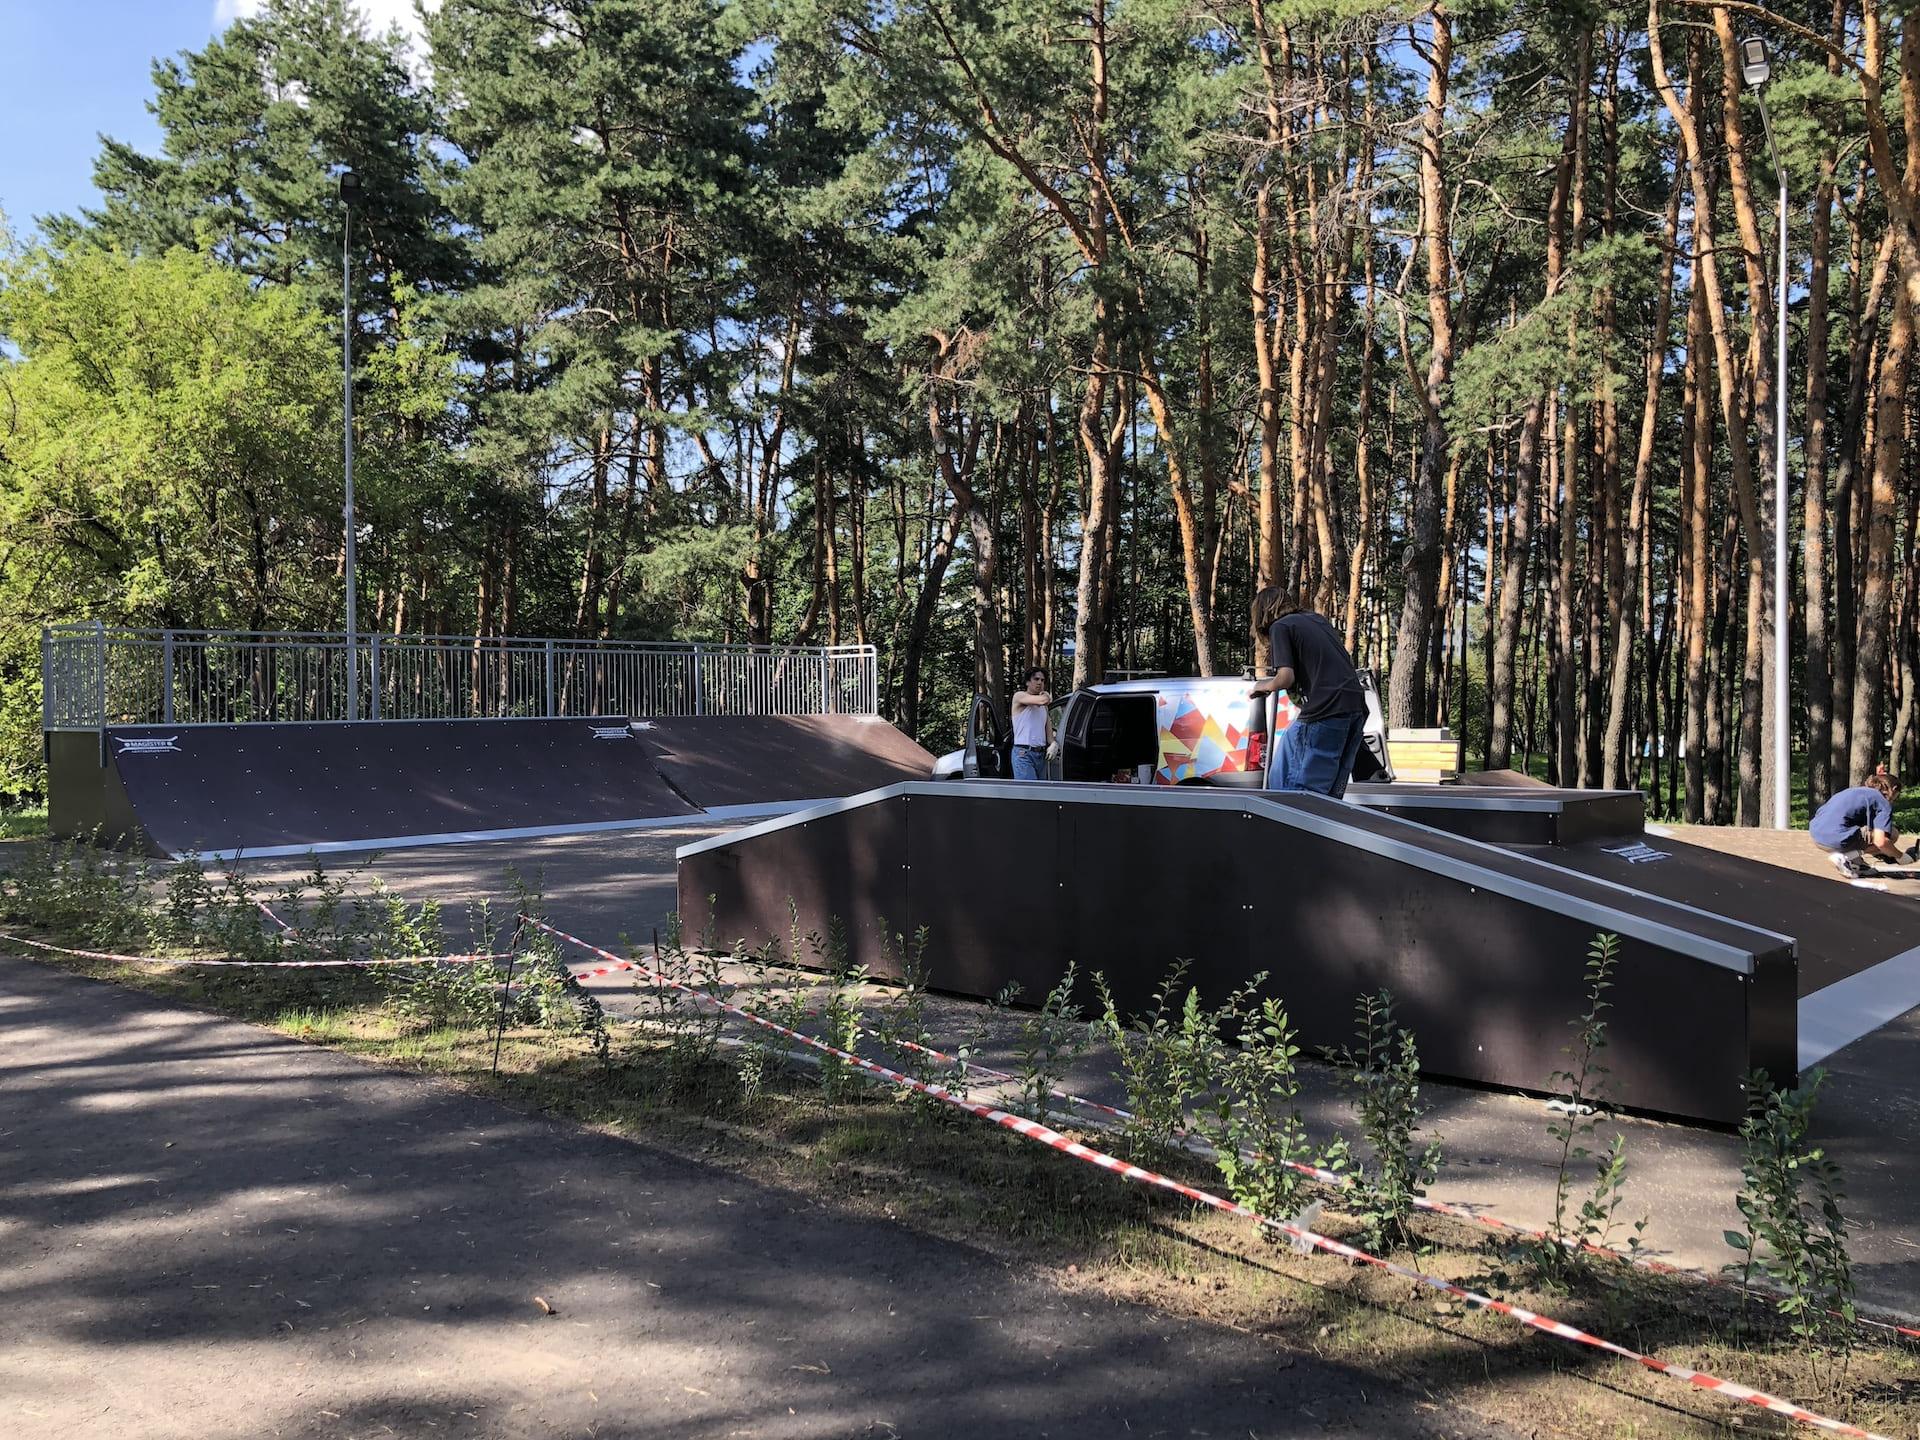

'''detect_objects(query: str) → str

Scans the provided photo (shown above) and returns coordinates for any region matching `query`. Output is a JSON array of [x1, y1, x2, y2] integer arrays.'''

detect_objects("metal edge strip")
[[186, 807, 790, 862], [1796, 943, 1920, 1069]]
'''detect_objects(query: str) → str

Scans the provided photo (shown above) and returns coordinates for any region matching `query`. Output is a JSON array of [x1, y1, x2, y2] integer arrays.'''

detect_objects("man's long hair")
[[1251, 585, 1301, 634]]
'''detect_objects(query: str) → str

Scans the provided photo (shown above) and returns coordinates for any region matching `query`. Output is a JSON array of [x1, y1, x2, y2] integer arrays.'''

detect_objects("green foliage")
[[0, 833, 155, 948], [1522, 932, 1643, 1287], [1324, 990, 1442, 1253], [1093, 961, 1222, 1161], [636, 928, 730, 1093], [1011, 959, 1091, 1125], [1200, 993, 1316, 1230], [1726, 1069, 1857, 1389], [868, 920, 943, 1119]]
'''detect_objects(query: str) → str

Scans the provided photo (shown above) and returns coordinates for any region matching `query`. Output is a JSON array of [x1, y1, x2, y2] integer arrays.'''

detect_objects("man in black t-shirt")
[[1247, 585, 1367, 799]]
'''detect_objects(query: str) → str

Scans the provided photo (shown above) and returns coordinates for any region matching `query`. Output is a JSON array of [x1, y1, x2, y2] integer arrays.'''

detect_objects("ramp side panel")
[[47, 730, 160, 854], [1344, 785, 1646, 846], [102, 720, 695, 856], [677, 798, 911, 969], [679, 786, 1789, 1124], [637, 715, 934, 810]]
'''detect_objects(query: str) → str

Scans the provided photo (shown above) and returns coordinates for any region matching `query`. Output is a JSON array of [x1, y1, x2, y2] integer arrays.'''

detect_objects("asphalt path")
[[0, 960, 1511, 1440]]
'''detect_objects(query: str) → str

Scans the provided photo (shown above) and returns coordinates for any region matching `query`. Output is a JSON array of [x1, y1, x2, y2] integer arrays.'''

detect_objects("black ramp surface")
[[1516, 834, 1920, 996], [98, 718, 695, 855], [680, 783, 1797, 1124], [637, 714, 935, 809]]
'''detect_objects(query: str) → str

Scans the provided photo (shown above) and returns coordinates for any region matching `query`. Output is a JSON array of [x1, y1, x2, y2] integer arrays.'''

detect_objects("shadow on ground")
[[0, 961, 1514, 1440]]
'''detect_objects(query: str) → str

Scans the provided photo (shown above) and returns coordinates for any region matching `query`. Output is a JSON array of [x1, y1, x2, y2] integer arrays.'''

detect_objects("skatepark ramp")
[[44, 625, 931, 857], [677, 782, 1799, 1126]]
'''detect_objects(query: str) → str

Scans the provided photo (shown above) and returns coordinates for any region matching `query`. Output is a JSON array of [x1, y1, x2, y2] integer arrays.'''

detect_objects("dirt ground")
[[1, 960, 1524, 1440]]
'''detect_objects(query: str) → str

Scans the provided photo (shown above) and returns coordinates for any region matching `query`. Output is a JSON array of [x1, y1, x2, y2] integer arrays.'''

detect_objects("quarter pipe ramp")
[[50, 719, 699, 858], [49, 713, 936, 860]]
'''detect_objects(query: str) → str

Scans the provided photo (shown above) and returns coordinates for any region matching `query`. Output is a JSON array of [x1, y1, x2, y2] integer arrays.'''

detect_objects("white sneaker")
[[1830, 850, 1868, 880]]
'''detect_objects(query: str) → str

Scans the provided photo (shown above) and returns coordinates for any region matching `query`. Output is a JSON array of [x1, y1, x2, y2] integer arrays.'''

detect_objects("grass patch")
[[0, 806, 48, 840]]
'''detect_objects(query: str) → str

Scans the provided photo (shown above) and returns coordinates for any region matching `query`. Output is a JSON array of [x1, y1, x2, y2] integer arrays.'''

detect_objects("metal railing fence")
[[42, 623, 879, 730]]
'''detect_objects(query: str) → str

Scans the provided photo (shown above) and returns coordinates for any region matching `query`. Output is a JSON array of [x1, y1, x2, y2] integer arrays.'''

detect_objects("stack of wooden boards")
[[1386, 727, 1459, 784]]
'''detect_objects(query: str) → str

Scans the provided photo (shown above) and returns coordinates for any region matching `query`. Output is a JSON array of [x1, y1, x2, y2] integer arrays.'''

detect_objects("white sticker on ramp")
[[587, 725, 630, 740], [1601, 840, 1671, 865], [114, 735, 181, 755]]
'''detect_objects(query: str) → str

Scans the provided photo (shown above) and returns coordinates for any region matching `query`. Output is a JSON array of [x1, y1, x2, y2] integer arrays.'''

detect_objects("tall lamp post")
[[1741, 37, 1790, 830], [339, 168, 361, 721]]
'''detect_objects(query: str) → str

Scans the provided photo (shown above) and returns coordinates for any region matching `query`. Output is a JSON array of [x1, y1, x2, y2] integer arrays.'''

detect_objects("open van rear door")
[[1353, 668, 1396, 782], [1060, 691, 1159, 782]]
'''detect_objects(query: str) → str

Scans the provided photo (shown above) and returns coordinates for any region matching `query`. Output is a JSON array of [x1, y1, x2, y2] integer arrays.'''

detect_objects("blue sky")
[[0, 0, 423, 242], [0, 1, 219, 238]]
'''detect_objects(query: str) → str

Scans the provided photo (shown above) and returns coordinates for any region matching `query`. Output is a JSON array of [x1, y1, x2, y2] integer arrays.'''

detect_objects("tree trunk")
[[1650, 9, 1767, 824], [1801, 0, 1846, 807], [1603, 185, 1681, 789], [1683, 263, 1711, 823], [899, 499, 965, 740], [1851, 282, 1913, 780], [1388, 3, 1454, 728], [1488, 34, 1581, 769]]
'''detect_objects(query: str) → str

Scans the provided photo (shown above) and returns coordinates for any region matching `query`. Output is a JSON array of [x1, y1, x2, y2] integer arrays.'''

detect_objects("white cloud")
[[212, 0, 438, 80], [213, 0, 433, 49]]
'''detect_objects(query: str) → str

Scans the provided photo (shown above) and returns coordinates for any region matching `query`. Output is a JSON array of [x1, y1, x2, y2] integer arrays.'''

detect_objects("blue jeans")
[[1012, 744, 1047, 781], [1273, 712, 1366, 799]]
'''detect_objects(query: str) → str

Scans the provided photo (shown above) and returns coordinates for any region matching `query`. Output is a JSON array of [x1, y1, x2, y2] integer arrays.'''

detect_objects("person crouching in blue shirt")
[[1810, 768, 1908, 879]]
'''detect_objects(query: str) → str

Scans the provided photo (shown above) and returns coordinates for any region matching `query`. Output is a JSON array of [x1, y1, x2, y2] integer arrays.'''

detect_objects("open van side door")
[[963, 694, 1010, 779]]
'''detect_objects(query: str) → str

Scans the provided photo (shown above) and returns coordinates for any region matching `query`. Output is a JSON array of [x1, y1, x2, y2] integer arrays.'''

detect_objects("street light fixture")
[[1740, 37, 1790, 829], [339, 168, 361, 720]]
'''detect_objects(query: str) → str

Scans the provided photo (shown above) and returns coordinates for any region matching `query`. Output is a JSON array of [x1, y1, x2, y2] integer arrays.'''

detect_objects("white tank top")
[[1012, 701, 1047, 746]]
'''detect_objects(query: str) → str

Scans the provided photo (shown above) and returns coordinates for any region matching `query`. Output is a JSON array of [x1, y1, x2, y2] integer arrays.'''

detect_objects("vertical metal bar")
[[544, 639, 556, 718], [41, 629, 52, 733], [1773, 170, 1790, 828], [370, 633, 382, 721], [692, 644, 704, 715], [163, 632, 175, 723], [343, 216, 359, 721], [94, 620, 106, 730]]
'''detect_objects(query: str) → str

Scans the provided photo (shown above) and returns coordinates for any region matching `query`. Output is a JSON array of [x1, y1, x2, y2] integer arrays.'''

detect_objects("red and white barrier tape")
[[0, 930, 498, 969], [525, 915, 1891, 1440], [886, 1031, 1920, 1344]]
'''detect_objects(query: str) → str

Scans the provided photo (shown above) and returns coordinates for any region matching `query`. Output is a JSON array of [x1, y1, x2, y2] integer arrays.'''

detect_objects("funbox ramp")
[[676, 782, 1799, 1126], [49, 719, 698, 859]]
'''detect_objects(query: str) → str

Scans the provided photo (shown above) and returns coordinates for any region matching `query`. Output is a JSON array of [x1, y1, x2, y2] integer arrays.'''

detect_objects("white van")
[[933, 672, 1393, 787]]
